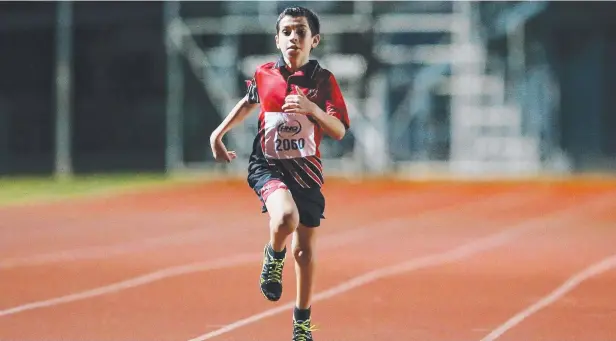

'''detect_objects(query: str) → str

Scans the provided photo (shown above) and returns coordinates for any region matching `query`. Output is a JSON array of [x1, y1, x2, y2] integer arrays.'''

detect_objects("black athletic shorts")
[[248, 169, 325, 228]]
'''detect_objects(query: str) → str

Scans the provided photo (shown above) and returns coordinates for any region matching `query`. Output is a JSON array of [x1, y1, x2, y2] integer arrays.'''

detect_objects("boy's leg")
[[291, 224, 318, 341], [292, 224, 317, 309], [259, 180, 299, 302], [265, 186, 299, 252]]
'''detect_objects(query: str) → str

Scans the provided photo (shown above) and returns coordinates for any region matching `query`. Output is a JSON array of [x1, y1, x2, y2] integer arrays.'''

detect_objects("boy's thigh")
[[252, 173, 298, 217], [250, 172, 324, 228], [291, 187, 325, 228], [264, 183, 299, 220]]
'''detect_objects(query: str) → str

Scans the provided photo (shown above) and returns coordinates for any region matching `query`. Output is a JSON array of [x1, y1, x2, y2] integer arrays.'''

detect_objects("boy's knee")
[[271, 209, 298, 235], [293, 246, 313, 267]]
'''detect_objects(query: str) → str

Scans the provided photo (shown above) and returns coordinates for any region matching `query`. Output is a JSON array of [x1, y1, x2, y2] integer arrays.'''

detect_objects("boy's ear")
[[311, 34, 321, 49], [275, 34, 280, 50]]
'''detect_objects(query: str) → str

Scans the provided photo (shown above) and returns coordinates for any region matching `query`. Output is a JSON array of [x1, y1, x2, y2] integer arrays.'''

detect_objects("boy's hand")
[[210, 133, 237, 163], [282, 85, 316, 115]]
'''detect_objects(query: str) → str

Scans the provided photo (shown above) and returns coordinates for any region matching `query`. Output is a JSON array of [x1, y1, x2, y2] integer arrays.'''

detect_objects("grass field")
[[3, 172, 616, 207], [0, 173, 180, 206]]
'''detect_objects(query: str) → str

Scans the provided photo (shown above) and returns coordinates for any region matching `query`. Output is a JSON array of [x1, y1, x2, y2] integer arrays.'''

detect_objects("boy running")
[[210, 6, 350, 341]]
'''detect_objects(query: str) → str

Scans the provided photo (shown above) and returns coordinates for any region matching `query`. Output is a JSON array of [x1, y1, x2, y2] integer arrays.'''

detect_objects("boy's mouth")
[[287, 46, 299, 51]]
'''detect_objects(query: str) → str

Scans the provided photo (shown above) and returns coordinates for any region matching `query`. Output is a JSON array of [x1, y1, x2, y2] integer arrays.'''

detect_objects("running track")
[[0, 179, 615, 341]]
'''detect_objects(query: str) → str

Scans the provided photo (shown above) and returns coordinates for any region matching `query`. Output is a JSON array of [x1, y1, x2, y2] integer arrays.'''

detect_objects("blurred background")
[[1, 0, 615, 180]]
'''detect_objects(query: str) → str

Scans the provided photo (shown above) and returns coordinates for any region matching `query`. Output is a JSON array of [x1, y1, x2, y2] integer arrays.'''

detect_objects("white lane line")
[[0, 225, 241, 269], [0, 188, 522, 269], [0, 253, 256, 318], [479, 253, 616, 341], [0, 190, 437, 268], [185, 193, 616, 341], [0, 190, 527, 318]]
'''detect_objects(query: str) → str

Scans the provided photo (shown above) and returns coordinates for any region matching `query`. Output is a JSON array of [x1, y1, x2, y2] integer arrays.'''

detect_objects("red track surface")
[[0, 179, 615, 341]]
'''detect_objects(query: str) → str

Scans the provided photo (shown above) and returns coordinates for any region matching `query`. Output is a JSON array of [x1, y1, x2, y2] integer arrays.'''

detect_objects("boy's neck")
[[283, 56, 310, 73]]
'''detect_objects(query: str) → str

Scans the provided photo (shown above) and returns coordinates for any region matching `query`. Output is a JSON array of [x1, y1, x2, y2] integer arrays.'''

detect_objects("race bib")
[[263, 112, 316, 159]]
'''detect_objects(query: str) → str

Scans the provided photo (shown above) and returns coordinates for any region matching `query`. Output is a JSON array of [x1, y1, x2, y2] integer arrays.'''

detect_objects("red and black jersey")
[[246, 56, 350, 189]]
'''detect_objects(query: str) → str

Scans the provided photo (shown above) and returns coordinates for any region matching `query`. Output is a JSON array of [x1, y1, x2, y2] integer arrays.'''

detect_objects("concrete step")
[[452, 105, 521, 128], [375, 43, 485, 65], [472, 136, 540, 160], [373, 13, 467, 33], [450, 136, 541, 174], [439, 74, 505, 99]]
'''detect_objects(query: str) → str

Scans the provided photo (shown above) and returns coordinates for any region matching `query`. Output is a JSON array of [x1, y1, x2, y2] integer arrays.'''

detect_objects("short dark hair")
[[276, 6, 320, 36]]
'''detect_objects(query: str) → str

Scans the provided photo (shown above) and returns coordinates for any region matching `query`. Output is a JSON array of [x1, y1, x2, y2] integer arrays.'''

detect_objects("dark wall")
[[540, 3, 616, 170], [71, 2, 166, 173], [0, 2, 167, 175], [0, 3, 56, 174]]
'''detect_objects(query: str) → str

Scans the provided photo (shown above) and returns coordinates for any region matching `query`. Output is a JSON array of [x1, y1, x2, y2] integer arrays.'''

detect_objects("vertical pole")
[[164, 1, 184, 174], [0, 102, 7, 174], [449, 0, 475, 172], [507, 17, 526, 108], [54, 1, 74, 180]]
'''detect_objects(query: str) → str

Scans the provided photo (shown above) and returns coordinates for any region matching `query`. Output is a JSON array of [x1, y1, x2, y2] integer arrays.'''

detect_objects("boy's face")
[[275, 15, 320, 64]]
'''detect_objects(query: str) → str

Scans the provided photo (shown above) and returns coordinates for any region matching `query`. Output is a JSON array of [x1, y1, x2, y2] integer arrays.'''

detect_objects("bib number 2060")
[[275, 138, 305, 151]]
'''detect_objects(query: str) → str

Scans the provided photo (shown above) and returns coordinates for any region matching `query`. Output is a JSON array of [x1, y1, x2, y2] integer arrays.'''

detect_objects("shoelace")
[[293, 319, 318, 341], [266, 257, 285, 283]]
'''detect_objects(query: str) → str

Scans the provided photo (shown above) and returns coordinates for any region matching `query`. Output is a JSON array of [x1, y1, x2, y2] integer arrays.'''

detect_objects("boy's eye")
[[281, 28, 306, 37]]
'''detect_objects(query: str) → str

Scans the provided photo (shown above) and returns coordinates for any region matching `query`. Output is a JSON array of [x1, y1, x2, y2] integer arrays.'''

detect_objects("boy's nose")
[[289, 30, 299, 41]]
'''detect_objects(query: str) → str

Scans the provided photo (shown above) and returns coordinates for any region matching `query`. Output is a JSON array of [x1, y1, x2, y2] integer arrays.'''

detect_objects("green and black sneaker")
[[292, 318, 317, 341], [259, 243, 285, 301]]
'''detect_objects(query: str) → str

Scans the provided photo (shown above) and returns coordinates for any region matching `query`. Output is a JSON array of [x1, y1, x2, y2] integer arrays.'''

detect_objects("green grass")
[[0, 173, 180, 206]]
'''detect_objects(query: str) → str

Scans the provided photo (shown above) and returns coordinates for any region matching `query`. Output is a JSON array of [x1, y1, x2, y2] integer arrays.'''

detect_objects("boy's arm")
[[283, 76, 350, 140], [304, 92, 346, 141], [210, 95, 258, 139], [209, 95, 258, 162]]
